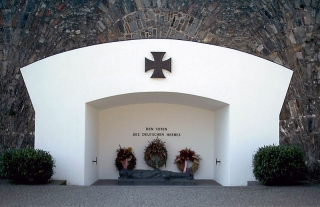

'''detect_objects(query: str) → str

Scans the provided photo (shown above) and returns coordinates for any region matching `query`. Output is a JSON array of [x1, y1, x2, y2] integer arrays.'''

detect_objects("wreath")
[[174, 148, 201, 173], [144, 137, 168, 169], [115, 146, 136, 171]]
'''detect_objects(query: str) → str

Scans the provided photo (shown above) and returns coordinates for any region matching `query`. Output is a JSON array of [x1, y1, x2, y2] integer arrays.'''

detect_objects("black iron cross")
[[145, 52, 171, 78]]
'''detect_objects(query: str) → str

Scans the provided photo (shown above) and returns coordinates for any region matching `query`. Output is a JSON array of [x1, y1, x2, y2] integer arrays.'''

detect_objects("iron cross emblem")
[[145, 52, 171, 78]]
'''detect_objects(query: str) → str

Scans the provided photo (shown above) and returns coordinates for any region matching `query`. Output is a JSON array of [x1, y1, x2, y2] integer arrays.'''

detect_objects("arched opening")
[[85, 92, 229, 184]]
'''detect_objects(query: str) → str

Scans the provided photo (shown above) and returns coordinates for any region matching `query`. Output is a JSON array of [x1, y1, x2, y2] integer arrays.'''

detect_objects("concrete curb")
[[0, 179, 66, 186]]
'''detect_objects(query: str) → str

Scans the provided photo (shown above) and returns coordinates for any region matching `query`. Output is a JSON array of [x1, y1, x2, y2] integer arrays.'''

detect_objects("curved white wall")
[[21, 39, 292, 186]]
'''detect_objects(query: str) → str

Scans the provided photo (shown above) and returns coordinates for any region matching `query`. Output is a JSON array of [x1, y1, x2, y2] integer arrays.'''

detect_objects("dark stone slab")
[[118, 169, 195, 185], [118, 178, 195, 185], [93, 179, 214, 186], [91, 179, 119, 186], [247, 180, 318, 187], [0, 179, 66, 185], [48, 180, 66, 185]]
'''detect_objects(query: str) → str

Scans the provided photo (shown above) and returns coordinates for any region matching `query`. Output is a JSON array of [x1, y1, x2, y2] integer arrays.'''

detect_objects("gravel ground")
[[1, 180, 320, 207]]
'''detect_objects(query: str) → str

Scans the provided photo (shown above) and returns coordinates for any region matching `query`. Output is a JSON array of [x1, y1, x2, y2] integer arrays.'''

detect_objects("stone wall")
[[0, 0, 319, 162]]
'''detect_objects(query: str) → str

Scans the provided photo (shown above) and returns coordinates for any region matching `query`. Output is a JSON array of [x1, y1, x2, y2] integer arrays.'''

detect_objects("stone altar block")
[[118, 169, 195, 185]]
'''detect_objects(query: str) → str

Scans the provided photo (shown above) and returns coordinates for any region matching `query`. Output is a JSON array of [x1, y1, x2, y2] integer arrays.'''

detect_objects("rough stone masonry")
[[0, 0, 319, 163]]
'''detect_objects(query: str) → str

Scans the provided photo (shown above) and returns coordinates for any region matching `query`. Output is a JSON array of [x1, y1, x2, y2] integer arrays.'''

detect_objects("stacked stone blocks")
[[0, 0, 319, 163]]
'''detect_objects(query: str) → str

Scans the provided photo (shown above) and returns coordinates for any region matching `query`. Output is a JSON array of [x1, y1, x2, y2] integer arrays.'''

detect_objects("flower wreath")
[[144, 137, 168, 169], [115, 146, 136, 171], [174, 148, 201, 173]]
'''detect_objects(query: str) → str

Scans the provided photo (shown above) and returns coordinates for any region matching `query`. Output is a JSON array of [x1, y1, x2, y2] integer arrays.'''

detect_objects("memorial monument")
[[21, 39, 292, 186]]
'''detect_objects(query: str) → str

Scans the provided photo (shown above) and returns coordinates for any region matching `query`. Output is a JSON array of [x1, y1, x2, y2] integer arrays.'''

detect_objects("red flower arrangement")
[[174, 148, 201, 173], [115, 146, 136, 171]]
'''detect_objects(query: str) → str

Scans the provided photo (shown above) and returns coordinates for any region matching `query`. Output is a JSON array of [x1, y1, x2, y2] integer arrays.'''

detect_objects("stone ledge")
[[47, 180, 67, 185], [92, 179, 221, 186], [247, 180, 318, 187], [118, 178, 195, 185], [0, 179, 66, 186]]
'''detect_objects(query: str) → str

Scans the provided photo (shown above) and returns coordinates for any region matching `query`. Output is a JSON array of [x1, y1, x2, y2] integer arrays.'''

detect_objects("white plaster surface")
[[99, 103, 214, 180], [21, 39, 292, 186], [85, 104, 99, 185], [214, 105, 230, 186]]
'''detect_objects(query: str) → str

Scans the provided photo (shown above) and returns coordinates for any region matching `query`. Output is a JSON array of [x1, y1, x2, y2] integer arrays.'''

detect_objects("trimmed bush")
[[252, 145, 307, 185], [0, 149, 55, 184]]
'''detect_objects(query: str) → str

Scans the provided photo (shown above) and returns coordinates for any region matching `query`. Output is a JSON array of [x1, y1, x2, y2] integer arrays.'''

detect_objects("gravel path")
[[1, 181, 320, 207]]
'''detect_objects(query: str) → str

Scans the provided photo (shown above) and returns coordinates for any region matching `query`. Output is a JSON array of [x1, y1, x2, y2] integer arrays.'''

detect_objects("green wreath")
[[115, 146, 136, 171], [174, 148, 201, 173], [144, 137, 168, 169]]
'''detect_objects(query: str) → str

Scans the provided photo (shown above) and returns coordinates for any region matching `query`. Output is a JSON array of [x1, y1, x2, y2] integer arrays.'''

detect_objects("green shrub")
[[0, 149, 55, 184], [252, 145, 307, 185]]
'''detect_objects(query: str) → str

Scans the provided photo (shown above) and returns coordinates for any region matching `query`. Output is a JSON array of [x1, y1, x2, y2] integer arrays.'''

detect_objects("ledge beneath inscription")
[[118, 169, 195, 185]]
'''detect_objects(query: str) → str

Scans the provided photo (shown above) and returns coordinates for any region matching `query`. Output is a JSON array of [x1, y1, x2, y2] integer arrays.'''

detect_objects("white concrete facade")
[[98, 103, 215, 180], [21, 39, 292, 186]]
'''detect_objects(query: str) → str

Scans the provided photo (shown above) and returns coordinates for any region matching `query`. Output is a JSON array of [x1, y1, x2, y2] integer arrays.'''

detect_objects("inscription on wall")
[[133, 127, 181, 137]]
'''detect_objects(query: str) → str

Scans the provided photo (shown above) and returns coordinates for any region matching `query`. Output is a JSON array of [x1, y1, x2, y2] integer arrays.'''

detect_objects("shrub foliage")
[[0, 149, 55, 184], [252, 145, 307, 185]]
